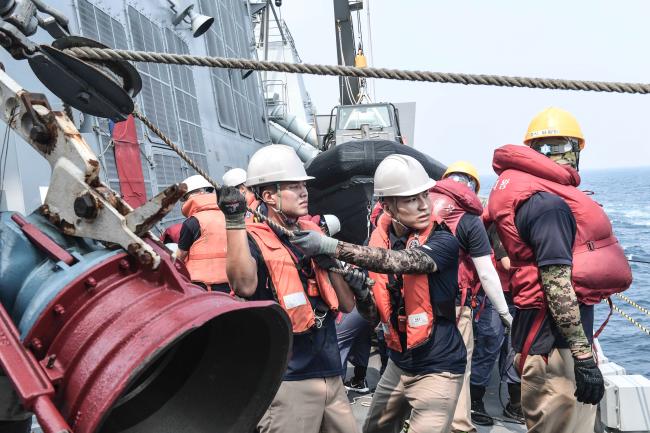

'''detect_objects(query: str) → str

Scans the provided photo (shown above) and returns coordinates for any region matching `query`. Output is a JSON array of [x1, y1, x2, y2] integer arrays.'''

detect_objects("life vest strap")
[[593, 297, 613, 339], [518, 303, 547, 373], [188, 251, 227, 259], [574, 235, 618, 254]]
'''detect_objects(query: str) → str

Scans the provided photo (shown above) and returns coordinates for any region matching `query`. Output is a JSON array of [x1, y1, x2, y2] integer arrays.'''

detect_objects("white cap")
[[182, 175, 212, 194], [373, 154, 436, 197], [323, 214, 341, 236], [246, 145, 314, 187], [222, 168, 247, 187]]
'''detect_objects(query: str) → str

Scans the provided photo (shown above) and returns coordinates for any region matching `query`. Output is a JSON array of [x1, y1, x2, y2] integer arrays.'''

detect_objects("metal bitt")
[[0, 68, 183, 269], [0, 213, 293, 433]]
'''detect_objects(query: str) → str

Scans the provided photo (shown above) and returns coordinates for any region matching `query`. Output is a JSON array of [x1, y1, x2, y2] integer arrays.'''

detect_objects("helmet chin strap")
[[271, 183, 298, 227]]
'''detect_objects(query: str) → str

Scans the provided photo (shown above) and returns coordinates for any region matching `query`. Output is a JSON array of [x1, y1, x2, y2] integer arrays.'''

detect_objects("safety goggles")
[[531, 138, 579, 157], [180, 187, 215, 202], [448, 173, 477, 192]]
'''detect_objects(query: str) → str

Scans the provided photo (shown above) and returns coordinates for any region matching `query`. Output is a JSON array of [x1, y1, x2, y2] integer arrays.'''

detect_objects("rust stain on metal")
[[134, 183, 186, 234]]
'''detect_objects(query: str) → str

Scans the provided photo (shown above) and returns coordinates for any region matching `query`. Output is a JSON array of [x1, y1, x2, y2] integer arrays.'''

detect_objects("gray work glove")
[[218, 186, 247, 230], [290, 230, 338, 258], [573, 356, 605, 405], [343, 268, 370, 301]]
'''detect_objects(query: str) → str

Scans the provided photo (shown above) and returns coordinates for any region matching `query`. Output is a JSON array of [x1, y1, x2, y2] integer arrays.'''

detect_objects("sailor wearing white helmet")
[[290, 154, 466, 433], [218, 145, 363, 433]]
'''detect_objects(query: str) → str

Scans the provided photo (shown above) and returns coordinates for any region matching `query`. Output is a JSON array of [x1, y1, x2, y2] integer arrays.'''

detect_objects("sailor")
[[290, 154, 466, 433], [222, 167, 256, 206], [487, 107, 633, 433], [174, 174, 230, 293], [219, 145, 361, 433], [431, 161, 512, 431]]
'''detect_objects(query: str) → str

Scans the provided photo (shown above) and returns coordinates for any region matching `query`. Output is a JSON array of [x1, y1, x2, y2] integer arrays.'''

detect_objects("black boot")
[[503, 383, 525, 423], [470, 384, 494, 426]]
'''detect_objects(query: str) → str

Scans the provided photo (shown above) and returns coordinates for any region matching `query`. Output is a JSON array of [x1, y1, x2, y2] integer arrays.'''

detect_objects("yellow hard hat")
[[443, 161, 480, 192], [523, 107, 585, 149]]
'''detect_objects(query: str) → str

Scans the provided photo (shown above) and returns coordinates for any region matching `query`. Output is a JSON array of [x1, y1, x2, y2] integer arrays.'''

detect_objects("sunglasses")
[[532, 139, 579, 157], [448, 173, 477, 192], [180, 187, 215, 202]]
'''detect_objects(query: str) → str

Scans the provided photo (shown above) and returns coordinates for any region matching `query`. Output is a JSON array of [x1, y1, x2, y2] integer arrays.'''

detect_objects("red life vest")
[[181, 193, 228, 286], [368, 213, 443, 352], [429, 178, 485, 307], [247, 219, 339, 334], [487, 144, 632, 309]]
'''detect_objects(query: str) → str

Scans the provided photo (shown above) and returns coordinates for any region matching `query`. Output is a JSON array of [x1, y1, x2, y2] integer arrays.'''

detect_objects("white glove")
[[471, 254, 511, 328]]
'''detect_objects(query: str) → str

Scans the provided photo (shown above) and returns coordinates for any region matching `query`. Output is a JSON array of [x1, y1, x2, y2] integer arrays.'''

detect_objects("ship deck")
[[348, 352, 527, 433]]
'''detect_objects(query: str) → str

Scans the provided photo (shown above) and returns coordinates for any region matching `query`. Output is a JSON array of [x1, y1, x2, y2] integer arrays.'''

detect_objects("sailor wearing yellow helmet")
[[429, 161, 511, 431], [487, 107, 632, 433]]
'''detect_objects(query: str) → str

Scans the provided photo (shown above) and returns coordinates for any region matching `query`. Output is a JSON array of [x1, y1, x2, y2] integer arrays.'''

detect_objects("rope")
[[64, 46, 650, 95], [132, 111, 374, 287], [614, 293, 650, 318], [611, 302, 650, 337]]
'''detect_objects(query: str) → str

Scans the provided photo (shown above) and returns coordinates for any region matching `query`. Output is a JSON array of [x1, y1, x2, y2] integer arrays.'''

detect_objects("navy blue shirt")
[[246, 234, 342, 381], [386, 227, 467, 375], [456, 214, 492, 258], [511, 191, 594, 354]]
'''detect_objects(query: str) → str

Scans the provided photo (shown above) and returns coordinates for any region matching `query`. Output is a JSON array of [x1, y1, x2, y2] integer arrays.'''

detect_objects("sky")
[[277, 0, 650, 176]]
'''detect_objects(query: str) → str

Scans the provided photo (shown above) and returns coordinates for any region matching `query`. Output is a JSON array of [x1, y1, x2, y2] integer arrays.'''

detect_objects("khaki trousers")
[[515, 348, 597, 433], [451, 306, 475, 433], [362, 360, 462, 433], [257, 376, 359, 433]]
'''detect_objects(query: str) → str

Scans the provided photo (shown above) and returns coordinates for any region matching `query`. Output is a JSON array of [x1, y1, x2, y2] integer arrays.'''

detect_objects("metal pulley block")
[[27, 36, 141, 121]]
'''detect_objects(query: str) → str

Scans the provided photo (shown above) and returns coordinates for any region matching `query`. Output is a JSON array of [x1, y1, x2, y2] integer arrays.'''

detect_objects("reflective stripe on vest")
[[181, 194, 228, 285], [246, 220, 339, 334], [368, 213, 437, 352], [487, 144, 632, 309]]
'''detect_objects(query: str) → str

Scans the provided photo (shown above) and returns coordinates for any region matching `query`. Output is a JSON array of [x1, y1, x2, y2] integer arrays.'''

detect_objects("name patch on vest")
[[408, 312, 429, 328], [283, 292, 308, 309]]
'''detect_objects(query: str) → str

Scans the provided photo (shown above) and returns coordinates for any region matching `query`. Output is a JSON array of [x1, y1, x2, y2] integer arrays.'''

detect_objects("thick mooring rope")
[[65, 46, 650, 95]]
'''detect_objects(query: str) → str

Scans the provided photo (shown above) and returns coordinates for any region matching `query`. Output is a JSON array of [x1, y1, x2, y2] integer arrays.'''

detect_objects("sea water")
[[483, 166, 650, 377]]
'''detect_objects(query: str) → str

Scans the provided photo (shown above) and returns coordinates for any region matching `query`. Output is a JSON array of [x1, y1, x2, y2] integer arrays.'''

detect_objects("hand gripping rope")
[[132, 111, 375, 288]]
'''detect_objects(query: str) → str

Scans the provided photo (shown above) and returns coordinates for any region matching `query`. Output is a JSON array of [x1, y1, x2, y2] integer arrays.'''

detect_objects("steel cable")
[[611, 302, 650, 337], [64, 46, 650, 95], [132, 110, 374, 287], [614, 293, 650, 318]]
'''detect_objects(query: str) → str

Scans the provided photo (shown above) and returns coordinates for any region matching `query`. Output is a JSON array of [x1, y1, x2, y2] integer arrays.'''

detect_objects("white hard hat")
[[182, 175, 212, 194], [323, 214, 341, 236], [246, 145, 314, 187], [222, 168, 247, 187], [373, 154, 436, 197]]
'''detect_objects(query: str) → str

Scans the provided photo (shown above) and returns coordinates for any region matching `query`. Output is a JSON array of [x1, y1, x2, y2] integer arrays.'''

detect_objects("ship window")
[[337, 105, 392, 130], [164, 28, 209, 174], [199, 0, 238, 131], [127, 7, 179, 144], [153, 153, 185, 224]]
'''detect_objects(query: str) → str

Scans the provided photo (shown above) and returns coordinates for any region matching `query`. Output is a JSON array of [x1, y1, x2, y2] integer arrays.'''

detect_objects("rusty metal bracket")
[[0, 69, 180, 269]]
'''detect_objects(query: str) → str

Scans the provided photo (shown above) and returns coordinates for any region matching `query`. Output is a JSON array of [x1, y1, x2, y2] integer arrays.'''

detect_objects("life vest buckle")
[[397, 314, 407, 333], [313, 309, 327, 329], [587, 240, 596, 251]]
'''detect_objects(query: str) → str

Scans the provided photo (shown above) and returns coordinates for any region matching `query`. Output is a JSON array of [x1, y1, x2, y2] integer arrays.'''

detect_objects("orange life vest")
[[246, 219, 339, 334], [181, 193, 227, 286], [368, 212, 441, 352]]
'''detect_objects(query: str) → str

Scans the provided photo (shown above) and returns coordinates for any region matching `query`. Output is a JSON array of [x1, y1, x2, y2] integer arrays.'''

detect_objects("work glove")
[[218, 186, 247, 230], [290, 230, 338, 258], [313, 254, 339, 270], [573, 356, 605, 405], [343, 268, 370, 301], [499, 311, 513, 330]]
